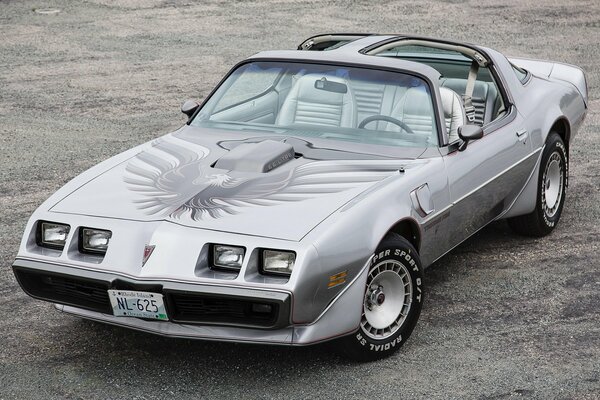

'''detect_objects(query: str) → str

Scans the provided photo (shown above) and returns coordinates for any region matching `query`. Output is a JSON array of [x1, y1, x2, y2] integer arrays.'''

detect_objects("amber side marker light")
[[328, 271, 348, 288]]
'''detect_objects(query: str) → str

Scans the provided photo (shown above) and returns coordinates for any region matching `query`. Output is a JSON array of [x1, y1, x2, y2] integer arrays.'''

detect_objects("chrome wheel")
[[361, 260, 413, 340], [541, 151, 564, 218]]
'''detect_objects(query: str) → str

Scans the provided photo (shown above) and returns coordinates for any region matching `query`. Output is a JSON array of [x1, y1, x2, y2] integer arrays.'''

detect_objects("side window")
[[461, 65, 506, 127], [378, 44, 506, 127], [511, 63, 529, 84], [213, 64, 281, 111]]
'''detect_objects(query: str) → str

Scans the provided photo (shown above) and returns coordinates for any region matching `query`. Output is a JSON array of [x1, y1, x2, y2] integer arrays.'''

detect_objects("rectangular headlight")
[[262, 250, 295, 276], [38, 221, 70, 249], [80, 228, 112, 254], [212, 245, 245, 270]]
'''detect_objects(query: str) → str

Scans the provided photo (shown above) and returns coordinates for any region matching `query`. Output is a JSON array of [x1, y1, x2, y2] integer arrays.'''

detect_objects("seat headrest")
[[400, 87, 432, 114], [439, 87, 466, 142], [276, 73, 356, 128]]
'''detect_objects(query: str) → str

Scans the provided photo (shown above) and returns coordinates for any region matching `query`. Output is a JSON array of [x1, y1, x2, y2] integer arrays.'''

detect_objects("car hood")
[[49, 126, 425, 241]]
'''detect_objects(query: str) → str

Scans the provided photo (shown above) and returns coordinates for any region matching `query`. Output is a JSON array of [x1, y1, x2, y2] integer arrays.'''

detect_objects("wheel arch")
[[502, 118, 570, 220], [384, 217, 421, 253], [549, 116, 571, 154]]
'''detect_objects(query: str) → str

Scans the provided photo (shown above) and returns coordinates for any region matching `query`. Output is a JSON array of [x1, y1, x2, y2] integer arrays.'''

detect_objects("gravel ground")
[[1, 1, 599, 399]]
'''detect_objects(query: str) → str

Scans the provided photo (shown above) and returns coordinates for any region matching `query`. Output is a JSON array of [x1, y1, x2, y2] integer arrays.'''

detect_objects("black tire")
[[334, 233, 424, 361], [508, 132, 568, 237]]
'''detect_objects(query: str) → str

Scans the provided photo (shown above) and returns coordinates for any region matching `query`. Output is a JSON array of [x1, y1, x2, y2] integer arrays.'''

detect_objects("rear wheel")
[[335, 234, 423, 361], [508, 132, 567, 236]]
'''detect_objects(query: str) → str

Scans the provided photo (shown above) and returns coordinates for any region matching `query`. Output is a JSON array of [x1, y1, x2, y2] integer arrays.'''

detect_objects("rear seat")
[[439, 78, 501, 126]]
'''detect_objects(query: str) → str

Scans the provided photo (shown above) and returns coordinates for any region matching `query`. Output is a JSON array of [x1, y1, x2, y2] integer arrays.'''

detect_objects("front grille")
[[13, 267, 288, 329], [15, 269, 111, 314], [167, 292, 279, 327]]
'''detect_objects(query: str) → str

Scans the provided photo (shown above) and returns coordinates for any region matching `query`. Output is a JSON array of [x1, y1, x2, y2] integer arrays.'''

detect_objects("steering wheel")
[[358, 115, 415, 134]]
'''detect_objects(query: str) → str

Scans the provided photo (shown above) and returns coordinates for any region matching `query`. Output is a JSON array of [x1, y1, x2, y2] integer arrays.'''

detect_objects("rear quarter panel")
[[488, 50, 587, 219]]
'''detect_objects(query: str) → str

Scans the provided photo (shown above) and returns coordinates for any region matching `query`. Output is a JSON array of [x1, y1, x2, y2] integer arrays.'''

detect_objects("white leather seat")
[[383, 87, 465, 144], [440, 78, 500, 126], [352, 80, 407, 131], [384, 87, 435, 138], [439, 87, 467, 142], [276, 74, 356, 128]]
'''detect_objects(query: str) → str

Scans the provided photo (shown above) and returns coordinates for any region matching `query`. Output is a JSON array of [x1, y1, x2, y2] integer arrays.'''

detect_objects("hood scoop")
[[213, 140, 295, 173]]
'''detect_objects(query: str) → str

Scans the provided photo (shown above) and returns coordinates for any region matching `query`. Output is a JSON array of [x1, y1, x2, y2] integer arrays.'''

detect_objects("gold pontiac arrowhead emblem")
[[142, 245, 155, 267]]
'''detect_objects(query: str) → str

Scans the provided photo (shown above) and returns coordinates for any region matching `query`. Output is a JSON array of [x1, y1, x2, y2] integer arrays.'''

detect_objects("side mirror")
[[181, 99, 200, 118], [457, 124, 484, 151]]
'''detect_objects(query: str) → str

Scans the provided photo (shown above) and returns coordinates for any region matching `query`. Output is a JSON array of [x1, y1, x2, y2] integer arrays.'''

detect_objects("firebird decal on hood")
[[124, 138, 404, 220]]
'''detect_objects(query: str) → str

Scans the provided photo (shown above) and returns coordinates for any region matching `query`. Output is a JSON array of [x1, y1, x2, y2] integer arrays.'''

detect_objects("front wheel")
[[508, 132, 568, 237], [335, 234, 423, 361]]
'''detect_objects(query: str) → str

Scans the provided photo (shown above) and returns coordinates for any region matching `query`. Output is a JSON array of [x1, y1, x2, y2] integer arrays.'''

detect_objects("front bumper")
[[12, 258, 366, 345]]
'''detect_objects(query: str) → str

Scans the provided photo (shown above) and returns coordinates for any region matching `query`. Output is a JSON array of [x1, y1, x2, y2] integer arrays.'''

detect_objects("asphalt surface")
[[1, 1, 599, 399]]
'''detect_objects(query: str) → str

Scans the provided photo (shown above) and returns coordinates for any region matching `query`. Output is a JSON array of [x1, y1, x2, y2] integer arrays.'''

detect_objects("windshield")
[[192, 61, 438, 148]]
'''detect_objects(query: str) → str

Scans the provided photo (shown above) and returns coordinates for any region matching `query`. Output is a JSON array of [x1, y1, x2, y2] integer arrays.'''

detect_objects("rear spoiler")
[[509, 57, 588, 106]]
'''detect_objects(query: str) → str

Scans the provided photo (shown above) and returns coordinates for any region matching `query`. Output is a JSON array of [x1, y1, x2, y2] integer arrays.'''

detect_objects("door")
[[440, 108, 535, 253]]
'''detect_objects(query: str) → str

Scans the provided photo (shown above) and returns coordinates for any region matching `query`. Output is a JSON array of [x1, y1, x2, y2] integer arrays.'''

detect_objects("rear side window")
[[511, 64, 529, 84], [377, 44, 507, 126]]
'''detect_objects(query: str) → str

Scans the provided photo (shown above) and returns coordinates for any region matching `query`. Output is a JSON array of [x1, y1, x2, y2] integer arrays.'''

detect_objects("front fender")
[[292, 257, 369, 344], [293, 160, 440, 323]]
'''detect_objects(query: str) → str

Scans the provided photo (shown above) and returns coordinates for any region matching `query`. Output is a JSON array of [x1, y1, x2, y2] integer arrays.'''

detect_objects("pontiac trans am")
[[12, 34, 588, 360]]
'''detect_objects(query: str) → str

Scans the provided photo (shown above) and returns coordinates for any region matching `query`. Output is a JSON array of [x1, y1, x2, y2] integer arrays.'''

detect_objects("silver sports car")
[[12, 34, 587, 360]]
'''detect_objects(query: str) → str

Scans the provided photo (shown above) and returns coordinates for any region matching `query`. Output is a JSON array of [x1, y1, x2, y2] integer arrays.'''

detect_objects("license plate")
[[108, 290, 168, 321]]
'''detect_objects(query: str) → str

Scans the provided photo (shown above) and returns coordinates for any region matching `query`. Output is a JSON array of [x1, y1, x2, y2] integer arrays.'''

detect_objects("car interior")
[[299, 36, 509, 135], [194, 38, 507, 147], [371, 42, 506, 131], [197, 63, 441, 148]]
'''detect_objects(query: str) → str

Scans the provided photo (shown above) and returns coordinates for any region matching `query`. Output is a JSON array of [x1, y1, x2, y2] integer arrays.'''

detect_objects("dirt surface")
[[1, 1, 599, 399]]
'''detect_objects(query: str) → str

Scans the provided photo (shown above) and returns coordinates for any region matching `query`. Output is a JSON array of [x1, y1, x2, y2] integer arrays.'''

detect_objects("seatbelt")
[[463, 61, 479, 123]]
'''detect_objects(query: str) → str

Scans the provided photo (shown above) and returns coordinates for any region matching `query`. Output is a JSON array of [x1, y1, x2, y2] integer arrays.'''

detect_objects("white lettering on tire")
[[366, 335, 403, 351], [358, 245, 422, 352]]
